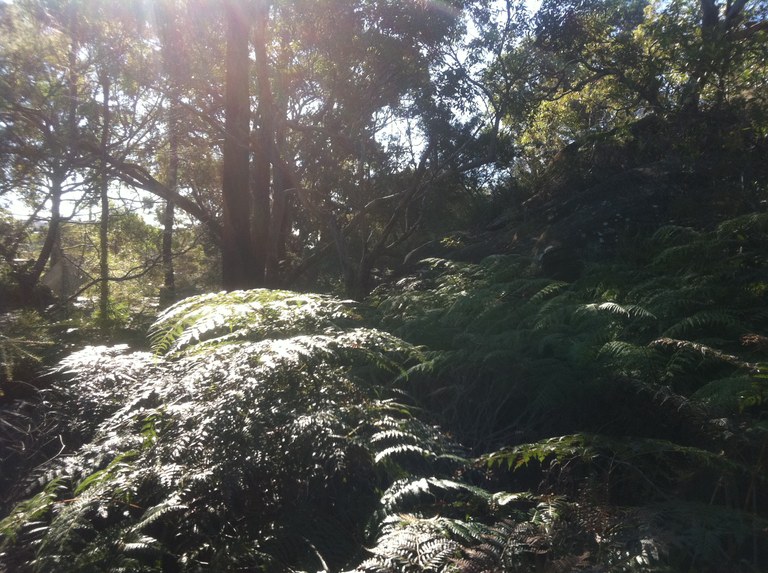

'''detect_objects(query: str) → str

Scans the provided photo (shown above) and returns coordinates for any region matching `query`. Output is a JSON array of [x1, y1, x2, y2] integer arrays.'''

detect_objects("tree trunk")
[[157, 0, 179, 305], [161, 194, 176, 304], [18, 15, 79, 306], [683, 0, 749, 113], [27, 172, 64, 290], [221, 0, 257, 290], [98, 72, 111, 326], [268, 155, 291, 285], [251, 0, 273, 286], [160, 96, 179, 305]]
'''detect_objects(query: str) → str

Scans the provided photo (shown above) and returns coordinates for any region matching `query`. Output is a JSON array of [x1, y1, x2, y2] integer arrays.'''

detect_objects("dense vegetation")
[[2, 0, 768, 571], [2, 229, 768, 571]]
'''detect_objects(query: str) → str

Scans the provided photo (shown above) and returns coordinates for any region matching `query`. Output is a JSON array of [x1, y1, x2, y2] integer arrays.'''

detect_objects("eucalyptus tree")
[[2, 0, 519, 298], [261, 0, 494, 296], [92, 0, 491, 296], [539, 0, 766, 112], [495, 0, 768, 175], [153, 0, 188, 304], [217, 0, 491, 294], [88, 2, 146, 323]]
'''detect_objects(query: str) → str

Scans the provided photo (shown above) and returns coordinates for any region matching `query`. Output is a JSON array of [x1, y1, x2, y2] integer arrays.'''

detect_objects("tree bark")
[[157, 0, 179, 305], [98, 72, 111, 326], [27, 172, 63, 290], [251, 0, 273, 286], [18, 13, 79, 305], [161, 68, 178, 305], [161, 145, 177, 304], [221, 0, 257, 290], [683, 0, 750, 112]]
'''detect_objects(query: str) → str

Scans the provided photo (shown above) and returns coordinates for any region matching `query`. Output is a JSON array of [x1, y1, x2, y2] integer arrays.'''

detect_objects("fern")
[[483, 433, 748, 479], [0, 290, 425, 572], [0, 478, 63, 546], [662, 309, 740, 338], [577, 301, 657, 321], [715, 212, 768, 238], [380, 477, 493, 514], [5, 210, 768, 572], [149, 289, 364, 356], [0, 310, 53, 395]]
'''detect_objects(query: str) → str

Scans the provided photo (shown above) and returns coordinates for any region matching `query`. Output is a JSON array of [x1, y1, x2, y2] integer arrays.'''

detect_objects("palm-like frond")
[[1, 291, 420, 572], [149, 289, 363, 356]]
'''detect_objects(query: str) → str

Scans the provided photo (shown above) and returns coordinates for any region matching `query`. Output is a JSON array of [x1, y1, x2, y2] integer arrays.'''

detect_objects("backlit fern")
[[149, 288, 365, 356], [0, 291, 423, 572]]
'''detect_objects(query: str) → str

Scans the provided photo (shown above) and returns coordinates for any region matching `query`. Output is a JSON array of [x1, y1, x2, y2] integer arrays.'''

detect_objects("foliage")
[[0, 311, 54, 397], [55, 207, 211, 308], [0, 290, 430, 571], [502, 0, 768, 181], [148, 289, 366, 356], [377, 214, 768, 444], [366, 214, 768, 570], [1, 1, 768, 571], [4, 254, 768, 571]]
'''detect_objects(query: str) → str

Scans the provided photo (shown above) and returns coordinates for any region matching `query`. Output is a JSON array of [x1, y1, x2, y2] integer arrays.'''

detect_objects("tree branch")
[[77, 140, 222, 243]]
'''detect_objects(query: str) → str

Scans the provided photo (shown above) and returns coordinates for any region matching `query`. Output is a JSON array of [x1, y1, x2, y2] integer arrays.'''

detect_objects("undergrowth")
[[2, 215, 768, 571], [375, 214, 768, 444]]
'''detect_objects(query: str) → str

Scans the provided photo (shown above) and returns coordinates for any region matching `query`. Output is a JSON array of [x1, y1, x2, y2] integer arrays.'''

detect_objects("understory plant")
[[0, 290, 433, 571], [370, 213, 768, 570], [376, 214, 768, 443], [3, 210, 768, 572], [0, 310, 54, 397]]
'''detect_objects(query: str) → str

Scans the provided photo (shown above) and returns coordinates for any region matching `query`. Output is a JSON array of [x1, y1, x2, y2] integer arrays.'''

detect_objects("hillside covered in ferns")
[[2, 215, 768, 571]]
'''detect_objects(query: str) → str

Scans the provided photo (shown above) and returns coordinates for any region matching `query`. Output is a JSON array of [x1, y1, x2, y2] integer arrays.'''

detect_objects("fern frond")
[[381, 477, 492, 513], [374, 444, 436, 464], [649, 337, 754, 370], [529, 281, 569, 303], [715, 212, 768, 238], [0, 478, 63, 545], [149, 289, 364, 357], [577, 301, 657, 321], [662, 309, 739, 338], [691, 374, 757, 413], [129, 496, 187, 534], [483, 433, 746, 479], [651, 225, 703, 246]]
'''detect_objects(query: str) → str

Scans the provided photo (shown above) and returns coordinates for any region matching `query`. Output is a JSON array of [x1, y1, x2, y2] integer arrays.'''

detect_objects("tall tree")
[[11, 0, 493, 296], [220, 0, 258, 289], [155, 0, 186, 304]]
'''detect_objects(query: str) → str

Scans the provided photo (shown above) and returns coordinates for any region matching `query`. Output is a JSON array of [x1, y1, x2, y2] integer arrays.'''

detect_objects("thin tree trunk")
[[161, 99, 178, 305], [161, 196, 176, 303], [268, 158, 290, 285], [251, 0, 273, 286], [27, 173, 64, 290], [20, 15, 79, 305], [98, 72, 111, 325], [157, 0, 180, 305]]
